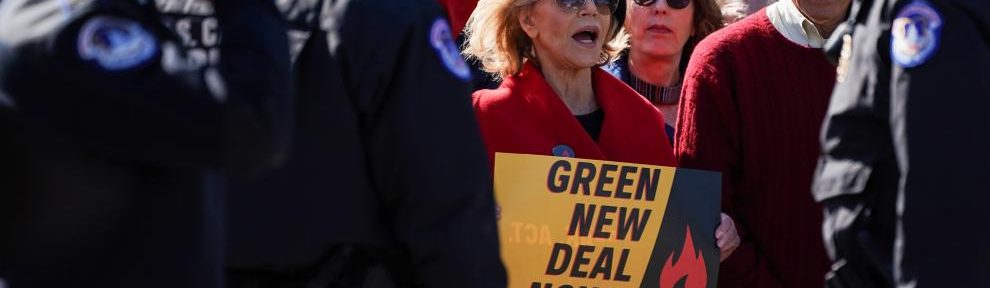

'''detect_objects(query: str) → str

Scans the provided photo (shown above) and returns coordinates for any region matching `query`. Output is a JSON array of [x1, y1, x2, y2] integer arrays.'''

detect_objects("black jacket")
[[225, 0, 506, 287], [0, 0, 292, 287], [815, 0, 990, 287]]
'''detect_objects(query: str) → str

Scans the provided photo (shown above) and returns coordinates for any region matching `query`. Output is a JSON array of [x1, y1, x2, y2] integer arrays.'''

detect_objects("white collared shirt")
[[766, 0, 826, 48]]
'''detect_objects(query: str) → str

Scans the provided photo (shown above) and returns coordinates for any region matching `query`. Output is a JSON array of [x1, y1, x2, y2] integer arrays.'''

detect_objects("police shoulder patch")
[[77, 16, 158, 71], [891, 0, 942, 68], [429, 18, 471, 81]]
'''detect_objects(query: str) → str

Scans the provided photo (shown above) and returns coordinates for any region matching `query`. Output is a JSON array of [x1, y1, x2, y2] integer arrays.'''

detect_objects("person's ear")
[[518, 8, 539, 39]]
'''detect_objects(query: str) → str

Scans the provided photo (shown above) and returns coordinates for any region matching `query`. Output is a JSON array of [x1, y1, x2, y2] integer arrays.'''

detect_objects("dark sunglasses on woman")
[[553, 0, 620, 15], [633, 0, 690, 9]]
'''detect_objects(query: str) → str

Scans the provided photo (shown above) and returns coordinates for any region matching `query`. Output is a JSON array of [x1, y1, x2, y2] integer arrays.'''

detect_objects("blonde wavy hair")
[[462, 0, 628, 81]]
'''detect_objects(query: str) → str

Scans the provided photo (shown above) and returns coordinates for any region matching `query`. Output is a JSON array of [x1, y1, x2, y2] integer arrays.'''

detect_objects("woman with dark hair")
[[605, 0, 741, 262], [605, 0, 723, 145]]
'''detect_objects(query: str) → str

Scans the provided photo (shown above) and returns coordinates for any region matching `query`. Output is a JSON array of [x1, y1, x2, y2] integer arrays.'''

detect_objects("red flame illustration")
[[659, 225, 707, 288]]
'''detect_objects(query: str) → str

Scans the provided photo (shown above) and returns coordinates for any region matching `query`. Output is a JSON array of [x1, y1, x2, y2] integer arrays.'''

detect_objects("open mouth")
[[572, 28, 600, 45]]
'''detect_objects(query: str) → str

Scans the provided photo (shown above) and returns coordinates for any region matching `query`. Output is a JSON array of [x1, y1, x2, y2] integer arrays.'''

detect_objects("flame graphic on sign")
[[659, 225, 707, 288]]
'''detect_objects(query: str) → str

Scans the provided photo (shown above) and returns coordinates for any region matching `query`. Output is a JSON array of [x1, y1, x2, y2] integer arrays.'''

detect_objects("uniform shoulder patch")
[[891, 0, 942, 68], [429, 18, 471, 81], [77, 16, 158, 71]]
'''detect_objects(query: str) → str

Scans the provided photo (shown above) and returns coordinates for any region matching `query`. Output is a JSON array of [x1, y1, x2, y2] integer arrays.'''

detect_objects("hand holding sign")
[[716, 213, 739, 262]]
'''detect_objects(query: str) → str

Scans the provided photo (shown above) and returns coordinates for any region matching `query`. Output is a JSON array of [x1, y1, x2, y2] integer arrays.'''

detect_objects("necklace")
[[629, 72, 681, 106]]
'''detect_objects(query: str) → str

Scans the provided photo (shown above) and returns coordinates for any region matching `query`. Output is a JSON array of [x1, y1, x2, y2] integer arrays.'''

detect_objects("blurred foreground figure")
[[225, 0, 506, 287], [0, 0, 292, 287], [815, 0, 990, 287]]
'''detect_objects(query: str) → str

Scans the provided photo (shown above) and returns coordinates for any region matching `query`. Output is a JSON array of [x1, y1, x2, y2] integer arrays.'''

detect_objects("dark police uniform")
[[225, 0, 506, 287], [153, 0, 221, 68], [0, 0, 292, 287], [815, 0, 990, 287]]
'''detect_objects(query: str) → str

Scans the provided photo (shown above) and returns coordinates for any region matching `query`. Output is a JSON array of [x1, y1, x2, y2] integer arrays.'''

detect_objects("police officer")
[[0, 0, 292, 287], [815, 0, 990, 287], [224, 0, 506, 287]]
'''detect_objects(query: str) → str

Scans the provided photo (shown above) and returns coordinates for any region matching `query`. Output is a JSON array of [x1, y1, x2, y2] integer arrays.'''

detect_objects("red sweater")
[[474, 62, 677, 168], [676, 10, 833, 288]]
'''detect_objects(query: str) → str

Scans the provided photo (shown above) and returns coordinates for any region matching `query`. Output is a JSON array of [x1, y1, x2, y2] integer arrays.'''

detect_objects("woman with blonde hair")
[[464, 0, 737, 262], [465, 0, 675, 167]]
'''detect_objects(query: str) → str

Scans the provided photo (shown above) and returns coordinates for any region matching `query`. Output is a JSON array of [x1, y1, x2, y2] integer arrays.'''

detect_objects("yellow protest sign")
[[494, 153, 720, 288]]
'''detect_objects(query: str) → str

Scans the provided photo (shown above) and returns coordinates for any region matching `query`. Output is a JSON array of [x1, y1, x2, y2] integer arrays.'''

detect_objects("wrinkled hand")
[[716, 213, 740, 262]]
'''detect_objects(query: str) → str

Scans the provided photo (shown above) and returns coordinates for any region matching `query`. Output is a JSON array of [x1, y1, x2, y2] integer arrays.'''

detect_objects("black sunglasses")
[[553, 0, 620, 15], [633, 0, 691, 9]]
